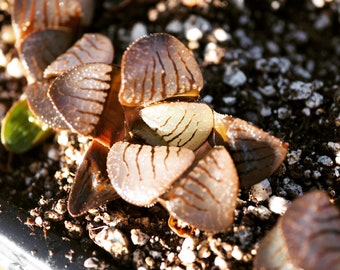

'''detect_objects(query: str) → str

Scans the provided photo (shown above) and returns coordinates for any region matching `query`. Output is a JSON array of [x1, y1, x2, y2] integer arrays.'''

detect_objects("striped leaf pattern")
[[44, 33, 114, 78], [214, 112, 288, 187], [25, 80, 69, 129], [106, 142, 195, 206], [161, 146, 239, 232], [254, 191, 340, 270], [48, 63, 112, 136], [12, 0, 83, 41], [12, 0, 87, 81], [119, 33, 203, 106], [20, 30, 73, 81], [68, 140, 119, 217], [140, 102, 214, 150]]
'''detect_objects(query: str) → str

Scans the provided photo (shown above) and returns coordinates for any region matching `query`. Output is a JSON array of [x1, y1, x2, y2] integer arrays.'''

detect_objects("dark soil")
[[0, 0, 339, 269]]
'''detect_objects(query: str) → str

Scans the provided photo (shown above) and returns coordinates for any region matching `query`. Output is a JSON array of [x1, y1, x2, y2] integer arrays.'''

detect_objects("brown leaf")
[[25, 80, 70, 129], [119, 33, 203, 106], [48, 63, 113, 136], [44, 33, 114, 78], [254, 190, 340, 270], [160, 146, 239, 232], [107, 141, 195, 206], [214, 112, 288, 187], [68, 140, 119, 217]]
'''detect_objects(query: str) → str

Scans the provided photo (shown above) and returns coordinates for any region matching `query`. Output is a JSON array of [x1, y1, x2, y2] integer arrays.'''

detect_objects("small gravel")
[[0, 1, 339, 269]]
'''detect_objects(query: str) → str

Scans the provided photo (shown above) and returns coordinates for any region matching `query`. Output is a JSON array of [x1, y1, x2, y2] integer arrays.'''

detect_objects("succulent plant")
[[254, 190, 340, 270], [2, 0, 288, 235]]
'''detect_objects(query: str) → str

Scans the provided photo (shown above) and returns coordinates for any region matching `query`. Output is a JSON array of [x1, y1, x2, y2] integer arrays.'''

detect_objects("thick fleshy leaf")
[[26, 80, 69, 130], [68, 140, 119, 217], [12, 0, 88, 81], [20, 30, 73, 81], [254, 191, 340, 270], [1, 99, 53, 154], [92, 65, 126, 147], [214, 112, 288, 187], [119, 33, 203, 107], [44, 33, 114, 78], [160, 146, 239, 232], [106, 142, 195, 206], [12, 0, 83, 42], [48, 63, 113, 136], [138, 102, 214, 150]]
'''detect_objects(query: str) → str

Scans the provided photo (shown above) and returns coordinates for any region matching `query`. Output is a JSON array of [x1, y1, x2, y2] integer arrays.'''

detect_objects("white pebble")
[[197, 243, 211, 259], [149, 250, 162, 259], [222, 96, 237, 106], [213, 27, 230, 42], [188, 40, 199, 50], [302, 107, 311, 116], [77, 135, 89, 144], [250, 179, 272, 202], [91, 227, 129, 258], [214, 256, 228, 269], [185, 15, 211, 33], [334, 167, 340, 177], [247, 205, 272, 220], [130, 22, 148, 41], [317, 155, 333, 166], [305, 92, 323, 108], [131, 229, 150, 246], [6, 58, 25, 78], [223, 65, 247, 87], [266, 41, 280, 54], [184, 15, 211, 42], [202, 95, 213, 104], [178, 237, 197, 264], [312, 0, 325, 8], [287, 149, 302, 165], [277, 107, 291, 120], [304, 169, 312, 178], [167, 252, 175, 263], [336, 156, 340, 165], [204, 42, 220, 64], [178, 249, 196, 264], [289, 81, 313, 100], [182, 0, 201, 7], [186, 27, 203, 41], [313, 170, 322, 179], [1, 24, 15, 44], [35, 216, 43, 227], [260, 106, 272, 117], [329, 142, 340, 165], [268, 196, 290, 215], [48, 147, 60, 161], [258, 85, 276, 97], [57, 131, 69, 146], [0, 1, 10, 11], [165, 19, 183, 33], [84, 257, 99, 268], [314, 13, 331, 30], [327, 142, 340, 152], [282, 178, 303, 197], [231, 246, 243, 260], [182, 237, 196, 250]]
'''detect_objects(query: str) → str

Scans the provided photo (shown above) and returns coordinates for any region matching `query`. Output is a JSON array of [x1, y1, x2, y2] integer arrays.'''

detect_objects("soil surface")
[[0, 0, 339, 269]]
